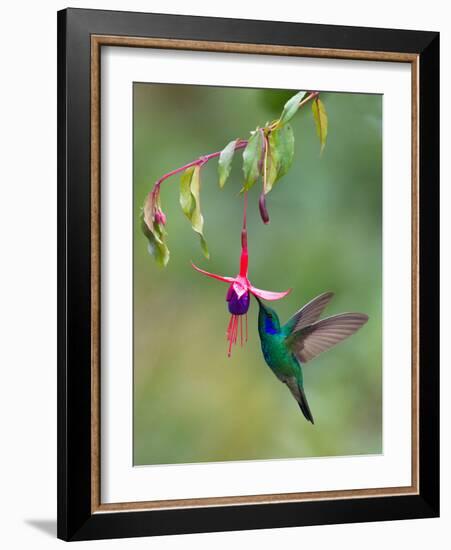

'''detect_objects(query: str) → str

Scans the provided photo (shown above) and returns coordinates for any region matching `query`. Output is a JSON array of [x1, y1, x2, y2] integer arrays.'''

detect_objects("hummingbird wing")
[[283, 292, 335, 335], [286, 313, 368, 363]]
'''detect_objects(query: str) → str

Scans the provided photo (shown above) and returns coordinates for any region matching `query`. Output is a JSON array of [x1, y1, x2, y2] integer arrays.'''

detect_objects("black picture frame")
[[57, 7, 439, 541]]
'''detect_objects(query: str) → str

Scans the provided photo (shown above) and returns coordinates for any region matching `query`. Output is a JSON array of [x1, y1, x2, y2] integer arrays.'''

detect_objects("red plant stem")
[[242, 191, 248, 232], [240, 191, 249, 276], [262, 133, 269, 192], [147, 91, 320, 225], [299, 91, 320, 109], [153, 139, 248, 190]]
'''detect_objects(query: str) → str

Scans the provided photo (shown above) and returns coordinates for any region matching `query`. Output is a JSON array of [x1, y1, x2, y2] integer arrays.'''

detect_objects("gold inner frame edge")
[[90, 35, 420, 514]]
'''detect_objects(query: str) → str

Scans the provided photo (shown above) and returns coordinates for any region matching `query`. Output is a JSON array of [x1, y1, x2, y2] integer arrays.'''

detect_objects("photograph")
[[134, 84, 382, 466]]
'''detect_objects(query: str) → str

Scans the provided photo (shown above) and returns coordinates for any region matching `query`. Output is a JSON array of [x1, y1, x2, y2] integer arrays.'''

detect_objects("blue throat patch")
[[265, 316, 278, 335]]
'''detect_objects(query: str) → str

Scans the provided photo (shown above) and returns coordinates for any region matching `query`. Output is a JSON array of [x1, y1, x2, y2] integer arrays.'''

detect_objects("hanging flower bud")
[[154, 208, 167, 226], [259, 192, 270, 224]]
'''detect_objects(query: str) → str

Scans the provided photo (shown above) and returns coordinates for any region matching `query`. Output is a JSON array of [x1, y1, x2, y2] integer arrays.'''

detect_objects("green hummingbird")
[[255, 292, 368, 424]]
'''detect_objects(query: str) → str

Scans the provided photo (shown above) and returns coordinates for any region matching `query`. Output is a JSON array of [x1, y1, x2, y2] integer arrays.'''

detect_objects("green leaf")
[[189, 166, 203, 232], [274, 124, 295, 180], [242, 129, 263, 191], [265, 145, 278, 193], [218, 139, 238, 188], [312, 97, 328, 153], [265, 124, 295, 193], [279, 91, 307, 126], [179, 166, 195, 217], [140, 210, 170, 267], [179, 165, 209, 259], [200, 234, 209, 259]]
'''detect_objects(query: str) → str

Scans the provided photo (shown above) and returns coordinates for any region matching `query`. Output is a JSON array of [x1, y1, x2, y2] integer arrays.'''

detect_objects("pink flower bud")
[[259, 192, 270, 224], [154, 209, 167, 226]]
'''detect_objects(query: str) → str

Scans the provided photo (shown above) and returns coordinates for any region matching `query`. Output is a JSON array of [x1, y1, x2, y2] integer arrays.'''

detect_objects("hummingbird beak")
[[253, 294, 268, 315], [253, 294, 263, 307]]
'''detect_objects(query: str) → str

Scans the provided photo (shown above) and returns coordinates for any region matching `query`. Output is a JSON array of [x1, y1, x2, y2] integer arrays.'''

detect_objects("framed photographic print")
[[57, 8, 439, 541]]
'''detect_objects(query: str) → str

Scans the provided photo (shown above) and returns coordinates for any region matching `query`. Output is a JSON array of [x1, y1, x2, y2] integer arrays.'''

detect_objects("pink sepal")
[[249, 286, 291, 301], [191, 263, 234, 284]]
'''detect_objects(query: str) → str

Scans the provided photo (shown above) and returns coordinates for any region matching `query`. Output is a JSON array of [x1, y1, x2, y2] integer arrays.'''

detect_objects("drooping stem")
[[259, 134, 270, 224], [264, 134, 270, 189], [143, 90, 322, 266], [242, 190, 248, 233], [153, 139, 248, 190], [298, 91, 320, 110], [240, 191, 249, 276], [150, 92, 319, 196]]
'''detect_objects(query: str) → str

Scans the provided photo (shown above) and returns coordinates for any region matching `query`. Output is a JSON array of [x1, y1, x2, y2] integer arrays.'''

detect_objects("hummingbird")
[[255, 292, 368, 424]]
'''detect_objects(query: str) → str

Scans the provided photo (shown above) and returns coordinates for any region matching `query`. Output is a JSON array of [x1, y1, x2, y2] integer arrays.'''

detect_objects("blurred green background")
[[133, 84, 382, 466]]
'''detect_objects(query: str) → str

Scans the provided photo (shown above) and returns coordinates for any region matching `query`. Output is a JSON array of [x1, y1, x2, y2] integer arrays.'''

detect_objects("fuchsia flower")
[[192, 200, 290, 356]]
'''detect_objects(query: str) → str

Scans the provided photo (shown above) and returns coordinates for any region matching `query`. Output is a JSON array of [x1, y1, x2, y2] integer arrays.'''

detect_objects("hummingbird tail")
[[297, 386, 314, 424]]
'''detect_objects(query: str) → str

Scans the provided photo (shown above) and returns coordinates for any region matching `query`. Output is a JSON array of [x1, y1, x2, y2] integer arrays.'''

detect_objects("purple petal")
[[227, 287, 250, 315]]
